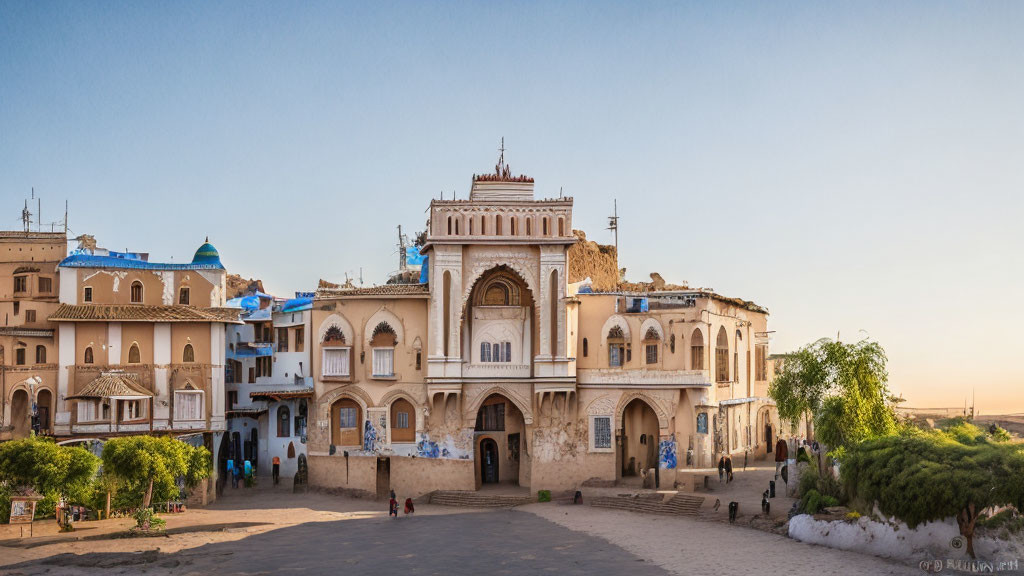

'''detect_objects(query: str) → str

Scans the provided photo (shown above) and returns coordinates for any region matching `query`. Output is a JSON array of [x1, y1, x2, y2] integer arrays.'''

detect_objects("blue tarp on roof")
[[60, 253, 224, 270], [406, 246, 425, 267], [419, 255, 429, 284], [226, 296, 262, 312], [282, 297, 313, 313]]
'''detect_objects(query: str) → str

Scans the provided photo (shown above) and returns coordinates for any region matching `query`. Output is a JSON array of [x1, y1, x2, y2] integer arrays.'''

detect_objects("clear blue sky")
[[2, 2, 1022, 412]]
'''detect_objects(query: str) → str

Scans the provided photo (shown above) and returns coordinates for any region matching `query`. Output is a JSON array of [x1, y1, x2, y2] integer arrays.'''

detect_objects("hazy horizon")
[[2, 2, 1021, 413]]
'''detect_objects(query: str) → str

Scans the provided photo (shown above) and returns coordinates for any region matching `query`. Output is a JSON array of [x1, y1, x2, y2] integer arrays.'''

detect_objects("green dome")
[[192, 237, 222, 266]]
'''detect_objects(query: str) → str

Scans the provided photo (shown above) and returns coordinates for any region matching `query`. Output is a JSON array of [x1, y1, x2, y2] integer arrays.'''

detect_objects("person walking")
[[724, 455, 734, 483], [717, 455, 725, 483], [774, 437, 789, 479], [272, 456, 281, 485], [232, 462, 242, 489], [404, 498, 415, 516], [389, 495, 399, 518]]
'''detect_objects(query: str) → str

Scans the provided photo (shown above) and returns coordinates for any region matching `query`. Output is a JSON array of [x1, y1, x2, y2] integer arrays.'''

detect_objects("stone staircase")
[[428, 490, 534, 508], [589, 493, 704, 517]]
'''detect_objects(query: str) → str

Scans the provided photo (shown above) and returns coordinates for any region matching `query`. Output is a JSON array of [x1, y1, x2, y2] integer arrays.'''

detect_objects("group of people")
[[228, 459, 253, 488], [388, 490, 415, 518], [717, 454, 734, 483]]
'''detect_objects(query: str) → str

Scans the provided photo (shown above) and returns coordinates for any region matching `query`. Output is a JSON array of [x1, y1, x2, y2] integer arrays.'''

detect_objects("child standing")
[[389, 496, 398, 518]]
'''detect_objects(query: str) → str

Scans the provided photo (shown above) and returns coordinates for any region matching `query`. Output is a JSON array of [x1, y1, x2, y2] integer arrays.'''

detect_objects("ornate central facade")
[[306, 159, 780, 498]]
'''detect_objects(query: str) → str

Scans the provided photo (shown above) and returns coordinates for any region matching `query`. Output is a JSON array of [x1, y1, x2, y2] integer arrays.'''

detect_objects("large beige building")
[[39, 239, 239, 502], [0, 230, 66, 441], [307, 159, 780, 499]]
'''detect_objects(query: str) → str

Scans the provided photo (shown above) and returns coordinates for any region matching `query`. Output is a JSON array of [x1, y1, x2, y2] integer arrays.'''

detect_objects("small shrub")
[[132, 508, 166, 531], [846, 511, 861, 520], [537, 490, 551, 503], [800, 489, 821, 514]]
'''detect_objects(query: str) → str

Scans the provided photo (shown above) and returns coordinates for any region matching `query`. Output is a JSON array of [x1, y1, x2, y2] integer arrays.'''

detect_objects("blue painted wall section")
[[659, 434, 677, 469]]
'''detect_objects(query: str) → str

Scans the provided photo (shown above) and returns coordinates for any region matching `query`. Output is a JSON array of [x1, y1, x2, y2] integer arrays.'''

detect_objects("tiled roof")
[[0, 327, 55, 338], [249, 387, 315, 400], [67, 371, 153, 399], [316, 283, 430, 297], [59, 253, 224, 270], [50, 304, 242, 323]]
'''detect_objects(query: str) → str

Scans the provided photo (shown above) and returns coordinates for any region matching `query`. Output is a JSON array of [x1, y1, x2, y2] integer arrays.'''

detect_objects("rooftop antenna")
[[397, 225, 409, 271], [64, 200, 68, 234], [559, 186, 563, 198], [607, 199, 619, 261], [21, 198, 32, 232], [359, 267, 364, 286]]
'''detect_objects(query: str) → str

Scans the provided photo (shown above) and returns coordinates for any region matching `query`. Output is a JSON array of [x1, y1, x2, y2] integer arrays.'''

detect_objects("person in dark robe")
[[404, 498, 415, 516], [717, 456, 725, 483], [774, 437, 789, 479], [724, 455, 734, 483]]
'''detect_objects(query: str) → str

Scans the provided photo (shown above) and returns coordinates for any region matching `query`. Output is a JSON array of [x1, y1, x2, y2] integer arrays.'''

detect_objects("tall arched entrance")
[[463, 266, 535, 371], [757, 406, 774, 456], [473, 393, 527, 489], [36, 389, 53, 435], [618, 398, 659, 485], [11, 389, 29, 439]]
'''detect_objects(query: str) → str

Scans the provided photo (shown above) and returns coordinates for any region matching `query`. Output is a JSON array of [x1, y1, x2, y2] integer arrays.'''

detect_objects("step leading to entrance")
[[589, 493, 704, 517], [429, 490, 534, 508]]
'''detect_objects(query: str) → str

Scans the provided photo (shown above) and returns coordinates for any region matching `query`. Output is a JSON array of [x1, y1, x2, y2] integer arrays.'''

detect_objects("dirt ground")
[[0, 475, 922, 576]]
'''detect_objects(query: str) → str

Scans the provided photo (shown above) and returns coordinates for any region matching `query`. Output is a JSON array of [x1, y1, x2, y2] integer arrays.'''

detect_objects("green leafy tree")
[[840, 424, 1024, 559], [0, 436, 99, 522], [768, 338, 896, 449], [101, 436, 211, 527]]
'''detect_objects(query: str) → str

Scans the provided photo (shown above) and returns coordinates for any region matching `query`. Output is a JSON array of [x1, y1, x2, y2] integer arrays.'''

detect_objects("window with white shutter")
[[174, 391, 204, 421], [77, 400, 99, 422], [322, 347, 350, 377], [372, 348, 394, 377]]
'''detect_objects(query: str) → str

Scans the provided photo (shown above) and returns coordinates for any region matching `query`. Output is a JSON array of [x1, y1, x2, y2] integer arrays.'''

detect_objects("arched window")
[[542, 217, 549, 235], [128, 343, 141, 364], [690, 328, 704, 370], [447, 216, 452, 235], [644, 327, 660, 365], [526, 218, 532, 235], [278, 405, 291, 437], [183, 344, 195, 363], [608, 325, 626, 367], [582, 337, 588, 357], [558, 217, 565, 236], [130, 281, 143, 303], [84, 346, 94, 364], [35, 345, 46, 364], [179, 287, 190, 305], [391, 398, 415, 442], [371, 322, 397, 377], [496, 214, 503, 235], [455, 218, 460, 235], [480, 215, 486, 235], [510, 217, 517, 236], [716, 327, 729, 382]]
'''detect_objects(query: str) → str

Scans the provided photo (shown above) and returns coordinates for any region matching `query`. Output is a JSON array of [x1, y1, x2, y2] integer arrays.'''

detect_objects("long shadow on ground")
[[5, 510, 669, 576]]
